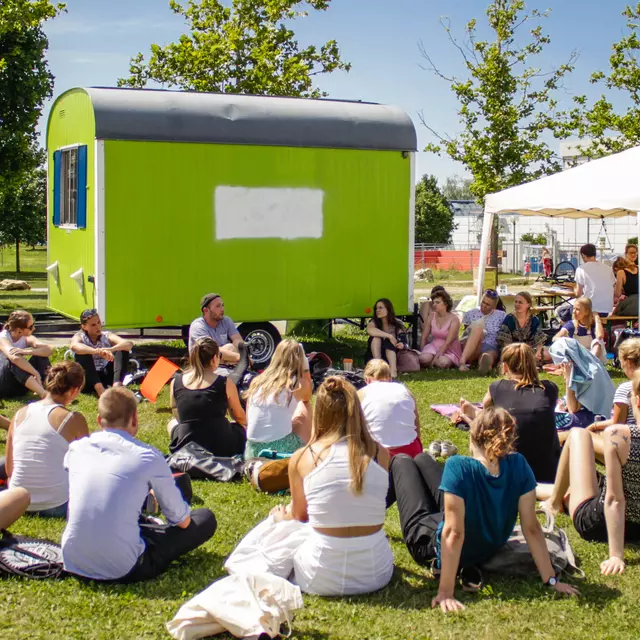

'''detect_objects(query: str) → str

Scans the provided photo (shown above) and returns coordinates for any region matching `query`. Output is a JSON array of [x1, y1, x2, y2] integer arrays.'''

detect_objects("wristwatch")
[[544, 575, 558, 587]]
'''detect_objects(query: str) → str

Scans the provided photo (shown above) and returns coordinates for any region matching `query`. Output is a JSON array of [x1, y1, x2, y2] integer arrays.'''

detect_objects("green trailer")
[[46, 87, 417, 362]]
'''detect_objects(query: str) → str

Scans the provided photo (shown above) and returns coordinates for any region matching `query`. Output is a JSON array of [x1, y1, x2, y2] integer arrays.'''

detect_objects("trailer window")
[[60, 148, 78, 226]]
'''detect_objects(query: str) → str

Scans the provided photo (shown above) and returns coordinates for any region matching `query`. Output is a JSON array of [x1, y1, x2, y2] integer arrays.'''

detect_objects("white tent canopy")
[[477, 145, 640, 308]]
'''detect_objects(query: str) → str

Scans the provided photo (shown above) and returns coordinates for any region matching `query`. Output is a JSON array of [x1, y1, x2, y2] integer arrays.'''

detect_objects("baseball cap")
[[200, 293, 221, 310]]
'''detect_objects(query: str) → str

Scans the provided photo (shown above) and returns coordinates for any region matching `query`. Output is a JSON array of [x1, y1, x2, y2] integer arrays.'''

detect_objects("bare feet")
[[478, 353, 493, 375], [458, 363, 470, 372]]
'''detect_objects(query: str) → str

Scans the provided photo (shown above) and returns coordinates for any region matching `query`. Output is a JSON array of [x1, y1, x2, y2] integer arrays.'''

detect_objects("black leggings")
[[391, 453, 445, 566], [76, 351, 130, 393], [0, 355, 50, 398]]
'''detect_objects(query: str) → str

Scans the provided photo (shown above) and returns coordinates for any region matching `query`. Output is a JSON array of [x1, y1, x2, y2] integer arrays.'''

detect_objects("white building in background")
[[448, 140, 637, 261]]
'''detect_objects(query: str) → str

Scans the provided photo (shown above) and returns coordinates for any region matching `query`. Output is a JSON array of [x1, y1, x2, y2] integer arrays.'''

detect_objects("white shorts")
[[292, 528, 394, 596]]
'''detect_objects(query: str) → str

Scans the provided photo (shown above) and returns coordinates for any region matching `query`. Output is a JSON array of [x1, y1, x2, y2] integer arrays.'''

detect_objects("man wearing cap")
[[188, 294, 243, 363]]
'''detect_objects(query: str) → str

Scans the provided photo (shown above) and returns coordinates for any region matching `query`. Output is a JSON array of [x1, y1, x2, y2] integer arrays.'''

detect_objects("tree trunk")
[[490, 218, 499, 268], [15, 238, 20, 273]]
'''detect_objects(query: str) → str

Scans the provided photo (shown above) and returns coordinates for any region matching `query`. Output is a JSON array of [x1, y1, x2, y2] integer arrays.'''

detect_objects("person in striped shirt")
[[588, 338, 640, 460]]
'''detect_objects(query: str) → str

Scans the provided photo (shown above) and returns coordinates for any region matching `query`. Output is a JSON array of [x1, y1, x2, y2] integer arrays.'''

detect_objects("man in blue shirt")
[[62, 387, 216, 582], [188, 293, 244, 363]]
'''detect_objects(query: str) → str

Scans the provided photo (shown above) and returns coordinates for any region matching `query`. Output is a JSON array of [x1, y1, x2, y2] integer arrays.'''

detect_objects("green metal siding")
[[102, 140, 411, 329], [46, 89, 95, 320]]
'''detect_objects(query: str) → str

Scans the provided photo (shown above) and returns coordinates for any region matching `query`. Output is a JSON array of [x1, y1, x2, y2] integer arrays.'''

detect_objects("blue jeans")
[[29, 502, 68, 518]]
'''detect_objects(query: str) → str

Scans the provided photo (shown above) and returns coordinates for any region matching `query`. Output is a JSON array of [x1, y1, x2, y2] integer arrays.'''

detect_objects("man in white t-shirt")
[[574, 243, 615, 315]]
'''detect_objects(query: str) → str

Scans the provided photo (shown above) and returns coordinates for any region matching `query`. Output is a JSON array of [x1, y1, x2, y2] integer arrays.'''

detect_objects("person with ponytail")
[[392, 408, 578, 612], [168, 337, 247, 456], [265, 376, 393, 595], [0, 310, 53, 399], [6, 361, 88, 517], [457, 343, 561, 482], [245, 339, 312, 459]]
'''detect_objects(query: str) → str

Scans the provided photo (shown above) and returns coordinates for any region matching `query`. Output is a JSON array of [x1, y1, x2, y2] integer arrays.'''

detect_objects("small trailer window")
[[60, 148, 78, 225], [53, 145, 87, 229]]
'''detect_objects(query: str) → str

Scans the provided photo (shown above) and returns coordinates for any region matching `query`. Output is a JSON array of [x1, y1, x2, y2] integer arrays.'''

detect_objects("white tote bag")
[[166, 572, 304, 640], [224, 515, 309, 578]]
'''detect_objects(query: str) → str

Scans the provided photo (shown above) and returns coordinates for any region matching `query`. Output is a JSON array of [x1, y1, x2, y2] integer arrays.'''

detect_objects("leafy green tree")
[[420, 0, 576, 265], [442, 175, 473, 200], [414, 175, 456, 245], [571, 4, 640, 156], [0, 159, 47, 273], [0, 0, 63, 183], [118, 0, 350, 97]]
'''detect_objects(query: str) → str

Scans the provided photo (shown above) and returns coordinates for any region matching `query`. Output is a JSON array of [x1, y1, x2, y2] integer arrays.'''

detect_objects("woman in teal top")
[[391, 407, 579, 612]]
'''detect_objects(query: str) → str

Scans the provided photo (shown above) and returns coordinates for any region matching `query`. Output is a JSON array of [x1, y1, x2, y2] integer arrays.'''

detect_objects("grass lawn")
[[0, 332, 638, 640], [0, 246, 48, 315]]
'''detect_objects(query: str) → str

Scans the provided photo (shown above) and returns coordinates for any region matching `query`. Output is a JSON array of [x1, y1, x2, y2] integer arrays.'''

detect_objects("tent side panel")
[[46, 89, 96, 320], [102, 140, 412, 328]]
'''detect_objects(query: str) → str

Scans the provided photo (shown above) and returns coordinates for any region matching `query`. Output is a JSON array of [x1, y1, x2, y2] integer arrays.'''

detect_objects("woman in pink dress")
[[419, 290, 462, 369]]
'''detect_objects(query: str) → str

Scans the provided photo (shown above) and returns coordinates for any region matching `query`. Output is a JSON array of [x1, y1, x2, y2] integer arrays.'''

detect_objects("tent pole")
[[477, 211, 495, 305]]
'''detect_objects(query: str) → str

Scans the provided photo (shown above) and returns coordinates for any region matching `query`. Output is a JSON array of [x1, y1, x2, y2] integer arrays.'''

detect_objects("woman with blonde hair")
[[587, 337, 640, 458], [457, 343, 560, 482], [168, 337, 246, 456], [553, 296, 605, 362], [0, 310, 53, 399], [358, 359, 423, 457], [266, 376, 393, 595], [539, 371, 640, 576], [6, 361, 88, 517], [392, 407, 578, 612], [245, 338, 312, 459]]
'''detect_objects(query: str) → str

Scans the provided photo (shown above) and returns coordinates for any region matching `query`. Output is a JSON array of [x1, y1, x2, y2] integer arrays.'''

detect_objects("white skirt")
[[225, 517, 394, 598], [292, 528, 394, 597]]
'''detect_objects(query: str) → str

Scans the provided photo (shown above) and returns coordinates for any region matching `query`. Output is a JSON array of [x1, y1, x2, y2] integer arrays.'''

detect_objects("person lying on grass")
[[456, 344, 561, 483], [538, 369, 640, 576], [392, 407, 579, 613]]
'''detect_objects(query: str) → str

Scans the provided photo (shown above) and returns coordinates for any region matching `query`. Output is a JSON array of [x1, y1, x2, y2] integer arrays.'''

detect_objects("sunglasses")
[[484, 289, 499, 299], [26, 324, 35, 331], [80, 309, 98, 322]]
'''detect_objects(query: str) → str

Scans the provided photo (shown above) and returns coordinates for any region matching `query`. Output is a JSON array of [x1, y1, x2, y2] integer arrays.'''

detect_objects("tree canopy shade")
[[0, 0, 63, 182], [414, 175, 456, 245], [118, 0, 350, 98]]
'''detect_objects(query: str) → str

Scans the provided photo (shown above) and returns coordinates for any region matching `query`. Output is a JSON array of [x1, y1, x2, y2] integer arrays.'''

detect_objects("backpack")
[[0, 530, 64, 579], [480, 510, 584, 578], [245, 457, 291, 494]]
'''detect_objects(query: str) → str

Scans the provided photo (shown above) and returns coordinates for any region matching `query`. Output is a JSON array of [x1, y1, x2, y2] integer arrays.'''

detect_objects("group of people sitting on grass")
[[2, 280, 640, 613]]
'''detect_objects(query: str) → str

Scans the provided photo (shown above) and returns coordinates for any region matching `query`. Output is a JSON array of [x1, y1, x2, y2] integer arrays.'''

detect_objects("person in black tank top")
[[168, 338, 246, 456], [613, 257, 639, 316], [458, 344, 560, 483]]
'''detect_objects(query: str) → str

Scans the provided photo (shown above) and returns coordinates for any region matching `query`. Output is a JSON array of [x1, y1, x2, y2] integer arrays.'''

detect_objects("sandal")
[[458, 363, 470, 372], [478, 353, 493, 375]]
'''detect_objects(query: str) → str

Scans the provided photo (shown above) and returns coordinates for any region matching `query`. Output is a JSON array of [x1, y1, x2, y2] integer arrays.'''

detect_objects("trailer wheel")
[[238, 322, 281, 367]]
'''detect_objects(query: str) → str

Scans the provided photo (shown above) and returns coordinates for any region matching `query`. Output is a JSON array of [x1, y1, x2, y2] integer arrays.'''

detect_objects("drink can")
[[343, 358, 353, 372]]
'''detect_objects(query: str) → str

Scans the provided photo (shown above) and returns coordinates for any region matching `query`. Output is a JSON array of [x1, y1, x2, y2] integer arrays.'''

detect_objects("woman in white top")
[[0, 310, 53, 399], [7, 361, 89, 517], [245, 339, 312, 459], [269, 376, 393, 596], [358, 359, 423, 458]]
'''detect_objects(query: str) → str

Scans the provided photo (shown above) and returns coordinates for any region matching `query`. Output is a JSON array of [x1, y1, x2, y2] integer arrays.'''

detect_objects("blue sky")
[[42, 0, 634, 181]]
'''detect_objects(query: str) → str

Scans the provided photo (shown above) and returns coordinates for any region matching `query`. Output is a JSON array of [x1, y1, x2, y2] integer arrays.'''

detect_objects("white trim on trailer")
[[94, 140, 106, 323], [408, 152, 416, 314]]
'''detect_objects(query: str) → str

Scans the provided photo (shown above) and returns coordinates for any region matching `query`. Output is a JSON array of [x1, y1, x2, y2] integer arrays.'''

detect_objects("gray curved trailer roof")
[[83, 87, 417, 151]]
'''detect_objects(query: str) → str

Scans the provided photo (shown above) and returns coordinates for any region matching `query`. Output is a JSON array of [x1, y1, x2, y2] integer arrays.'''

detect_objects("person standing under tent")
[[574, 243, 615, 316]]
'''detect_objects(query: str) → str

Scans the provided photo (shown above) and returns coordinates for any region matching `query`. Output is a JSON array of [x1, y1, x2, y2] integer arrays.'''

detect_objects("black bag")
[[166, 442, 244, 482], [0, 529, 64, 579], [312, 367, 366, 390]]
